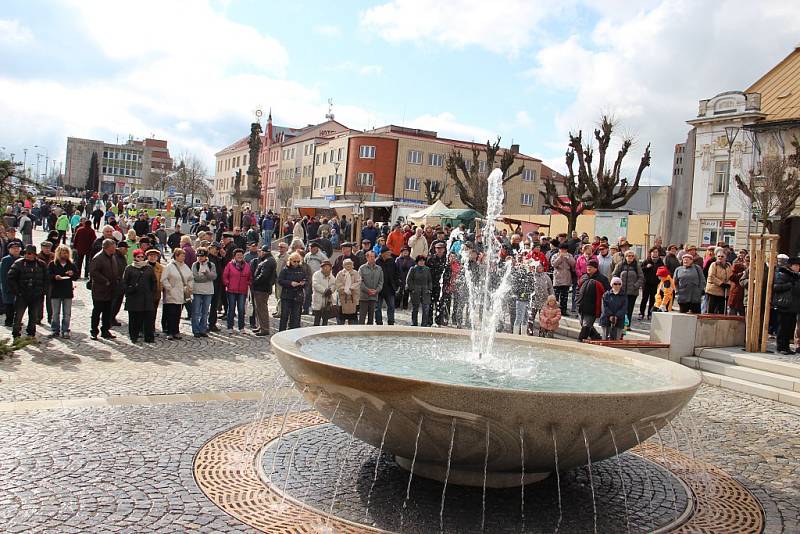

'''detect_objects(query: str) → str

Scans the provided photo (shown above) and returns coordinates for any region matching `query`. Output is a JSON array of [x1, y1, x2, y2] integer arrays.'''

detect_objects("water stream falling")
[[327, 405, 365, 525], [439, 418, 457, 534], [400, 414, 424, 530], [581, 427, 597, 534], [240, 372, 285, 469], [650, 422, 677, 512], [632, 424, 655, 531], [519, 425, 526, 532], [608, 427, 631, 534], [301, 399, 341, 510], [481, 421, 490, 533], [551, 427, 563, 533], [280, 392, 322, 508], [268, 386, 308, 483], [365, 410, 394, 522]]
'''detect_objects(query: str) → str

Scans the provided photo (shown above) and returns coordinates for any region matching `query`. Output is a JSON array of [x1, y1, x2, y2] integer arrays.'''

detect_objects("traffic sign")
[[167, 186, 176, 196]]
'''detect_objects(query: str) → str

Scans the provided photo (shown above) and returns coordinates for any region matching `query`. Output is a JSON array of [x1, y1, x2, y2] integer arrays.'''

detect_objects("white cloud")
[[0, 1, 373, 170], [0, 19, 34, 46], [515, 111, 532, 127], [313, 24, 342, 37], [407, 112, 495, 142], [360, 0, 566, 55], [527, 0, 800, 183], [325, 61, 383, 76]]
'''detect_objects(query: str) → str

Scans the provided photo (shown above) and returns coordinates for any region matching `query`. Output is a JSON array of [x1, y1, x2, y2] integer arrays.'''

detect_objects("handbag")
[[175, 263, 192, 303]]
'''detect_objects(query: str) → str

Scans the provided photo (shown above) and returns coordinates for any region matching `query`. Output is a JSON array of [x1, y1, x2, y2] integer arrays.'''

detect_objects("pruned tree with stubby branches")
[[541, 115, 651, 232], [445, 137, 524, 216], [423, 178, 450, 206], [735, 135, 800, 234]]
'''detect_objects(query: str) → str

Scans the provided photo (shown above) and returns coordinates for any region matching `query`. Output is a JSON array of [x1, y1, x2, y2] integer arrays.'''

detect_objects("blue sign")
[[324, 195, 336, 201], [167, 186, 176, 196]]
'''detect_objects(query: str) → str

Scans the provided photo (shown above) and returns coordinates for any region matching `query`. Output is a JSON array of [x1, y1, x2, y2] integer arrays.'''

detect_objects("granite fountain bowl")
[[271, 325, 701, 488]]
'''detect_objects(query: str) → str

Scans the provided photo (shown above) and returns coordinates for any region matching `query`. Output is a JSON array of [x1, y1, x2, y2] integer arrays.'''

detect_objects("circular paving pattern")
[[194, 411, 765, 533]]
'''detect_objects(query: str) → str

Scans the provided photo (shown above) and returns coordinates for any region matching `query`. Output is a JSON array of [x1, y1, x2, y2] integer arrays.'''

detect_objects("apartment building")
[[213, 136, 251, 206], [65, 136, 173, 194]]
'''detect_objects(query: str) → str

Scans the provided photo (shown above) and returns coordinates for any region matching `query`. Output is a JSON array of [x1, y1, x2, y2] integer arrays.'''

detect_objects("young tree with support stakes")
[[540, 115, 651, 232], [734, 136, 800, 234], [445, 137, 524, 216]]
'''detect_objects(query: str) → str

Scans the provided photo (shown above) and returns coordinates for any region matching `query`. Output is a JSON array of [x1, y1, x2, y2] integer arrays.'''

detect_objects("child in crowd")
[[537, 294, 562, 338], [655, 266, 674, 312], [600, 276, 628, 340]]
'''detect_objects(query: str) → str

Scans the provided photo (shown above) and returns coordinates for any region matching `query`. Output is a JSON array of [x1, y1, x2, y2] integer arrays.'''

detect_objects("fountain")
[[271, 169, 701, 489]]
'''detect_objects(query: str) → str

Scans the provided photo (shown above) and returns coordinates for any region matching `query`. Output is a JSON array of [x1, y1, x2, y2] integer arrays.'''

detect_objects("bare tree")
[[171, 153, 209, 206], [276, 179, 294, 209], [423, 178, 451, 206], [445, 137, 524, 215], [735, 137, 800, 233], [540, 114, 651, 232]]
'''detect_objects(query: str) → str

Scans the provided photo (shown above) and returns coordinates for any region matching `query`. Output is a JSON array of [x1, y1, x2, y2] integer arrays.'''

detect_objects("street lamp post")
[[721, 126, 739, 246]]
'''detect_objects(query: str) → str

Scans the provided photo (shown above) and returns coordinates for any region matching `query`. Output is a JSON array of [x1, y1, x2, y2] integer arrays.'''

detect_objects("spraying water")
[[461, 168, 514, 360]]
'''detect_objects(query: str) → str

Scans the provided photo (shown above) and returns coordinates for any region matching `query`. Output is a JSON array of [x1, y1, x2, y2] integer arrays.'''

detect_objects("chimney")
[[510, 144, 520, 154]]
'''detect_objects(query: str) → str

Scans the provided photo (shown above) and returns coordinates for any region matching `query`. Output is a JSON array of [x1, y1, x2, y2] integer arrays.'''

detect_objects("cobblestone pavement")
[[0, 230, 797, 532]]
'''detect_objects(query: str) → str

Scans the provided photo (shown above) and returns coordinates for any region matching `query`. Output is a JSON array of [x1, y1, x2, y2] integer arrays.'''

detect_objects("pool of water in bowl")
[[298, 333, 675, 393]]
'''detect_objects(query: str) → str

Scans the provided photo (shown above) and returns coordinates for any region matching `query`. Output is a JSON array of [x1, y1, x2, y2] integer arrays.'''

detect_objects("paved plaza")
[[0, 269, 798, 532]]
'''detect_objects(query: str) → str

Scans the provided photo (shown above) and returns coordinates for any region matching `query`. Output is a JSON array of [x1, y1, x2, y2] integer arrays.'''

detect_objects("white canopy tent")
[[406, 200, 449, 225]]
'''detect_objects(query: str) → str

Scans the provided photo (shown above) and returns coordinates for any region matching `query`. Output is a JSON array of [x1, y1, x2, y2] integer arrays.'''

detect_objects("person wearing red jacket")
[[222, 248, 253, 333], [524, 243, 549, 272], [72, 220, 97, 278]]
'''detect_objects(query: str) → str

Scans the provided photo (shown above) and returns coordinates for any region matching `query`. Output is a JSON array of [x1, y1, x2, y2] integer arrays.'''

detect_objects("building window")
[[103, 150, 108, 158], [315, 154, 320, 165], [404, 177, 420, 191], [428, 153, 444, 166], [520, 193, 533, 206], [713, 160, 729, 193], [478, 160, 487, 173], [323, 152, 327, 164], [407, 150, 422, 164], [522, 168, 535, 181], [313, 177, 319, 189], [701, 220, 736, 247], [338, 148, 344, 160], [328, 175, 335, 187], [330, 149, 335, 161], [359, 145, 376, 159], [243, 155, 247, 166], [357, 172, 374, 186], [336, 174, 343, 186], [290, 148, 295, 159]]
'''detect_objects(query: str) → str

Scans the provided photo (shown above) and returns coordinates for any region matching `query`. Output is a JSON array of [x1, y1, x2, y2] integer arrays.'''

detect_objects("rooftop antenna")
[[325, 98, 335, 121]]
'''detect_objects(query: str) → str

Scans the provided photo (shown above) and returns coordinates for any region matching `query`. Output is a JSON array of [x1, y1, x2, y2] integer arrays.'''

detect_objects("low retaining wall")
[[650, 312, 746, 362]]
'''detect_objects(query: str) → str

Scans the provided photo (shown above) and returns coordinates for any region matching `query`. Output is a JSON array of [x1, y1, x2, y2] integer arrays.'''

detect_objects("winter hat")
[[656, 266, 670, 278], [611, 277, 623, 285], [587, 259, 599, 269]]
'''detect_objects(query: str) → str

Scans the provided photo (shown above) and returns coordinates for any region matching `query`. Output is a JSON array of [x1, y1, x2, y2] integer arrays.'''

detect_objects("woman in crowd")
[[511, 259, 533, 335], [335, 258, 360, 325], [125, 229, 138, 264], [705, 248, 733, 314], [612, 250, 643, 326], [48, 244, 79, 338], [180, 235, 197, 267], [773, 257, 800, 355], [191, 247, 217, 337], [278, 252, 307, 331], [727, 255, 748, 316], [526, 261, 554, 336], [311, 259, 337, 326], [161, 247, 193, 340], [406, 255, 432, 327], [600, 276, 628, 340], [222, 249, 252, 334], [674, 253, 706, 313], [123, 248, 157, 343], [640, 247, 664, 319]]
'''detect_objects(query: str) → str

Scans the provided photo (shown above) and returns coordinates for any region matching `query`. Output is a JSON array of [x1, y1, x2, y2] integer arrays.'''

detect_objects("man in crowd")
[[89, 239, 121, 340], [358, 251, 383, 325], [7, 244, 48, 339]]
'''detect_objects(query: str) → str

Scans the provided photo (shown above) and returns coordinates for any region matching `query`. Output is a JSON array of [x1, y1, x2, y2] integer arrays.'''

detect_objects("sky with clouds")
[[1, 0, 799, 185]]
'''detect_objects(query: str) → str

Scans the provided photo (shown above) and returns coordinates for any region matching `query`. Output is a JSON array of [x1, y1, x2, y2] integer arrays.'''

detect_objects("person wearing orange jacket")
[[386, 224, 406, 257]]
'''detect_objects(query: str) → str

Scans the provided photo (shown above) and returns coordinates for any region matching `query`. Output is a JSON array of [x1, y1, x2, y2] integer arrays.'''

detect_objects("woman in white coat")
[[160, 248, 193, 340], [311, 259, 337, 326]]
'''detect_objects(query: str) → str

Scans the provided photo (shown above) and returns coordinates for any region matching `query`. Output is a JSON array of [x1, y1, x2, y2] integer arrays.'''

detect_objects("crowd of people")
[[0, 195, 798, 355]]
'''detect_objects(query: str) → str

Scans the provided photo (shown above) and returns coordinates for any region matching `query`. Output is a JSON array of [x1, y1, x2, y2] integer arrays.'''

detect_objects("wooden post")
[[761, 234, 779, 353], [745, 235, 758, 351]]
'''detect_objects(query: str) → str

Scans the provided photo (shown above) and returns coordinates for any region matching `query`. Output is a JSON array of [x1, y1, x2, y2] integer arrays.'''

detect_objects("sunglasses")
[[612, 283, 622, 286]]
